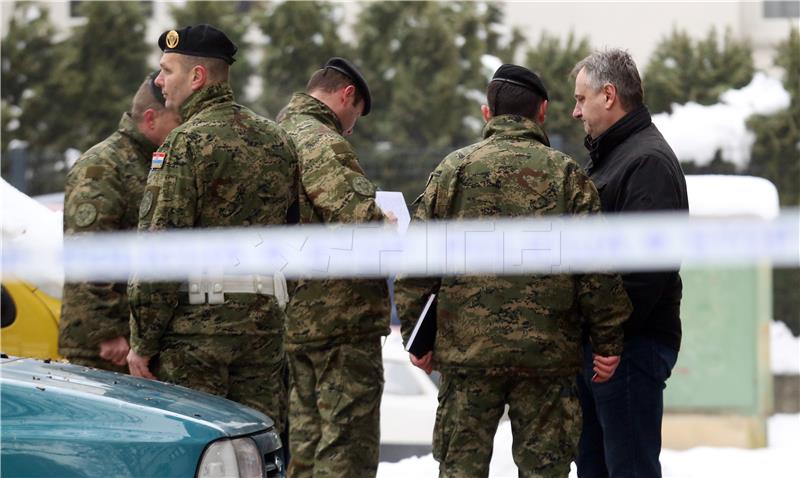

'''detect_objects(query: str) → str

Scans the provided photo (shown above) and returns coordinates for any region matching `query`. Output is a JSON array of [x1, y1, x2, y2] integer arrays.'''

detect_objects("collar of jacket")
[[584, 105, 651, 166], [283, 93, 344, 134], [117, 112, 157, 159], [179, 82, 234, 123], [482, 114, 550, 147]]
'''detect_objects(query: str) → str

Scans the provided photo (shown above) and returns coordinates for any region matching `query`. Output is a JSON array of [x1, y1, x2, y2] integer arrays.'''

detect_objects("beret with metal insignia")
[[491, 64, 549, 101], [158, 24, 237, 65], [324, 57, 372, 116]]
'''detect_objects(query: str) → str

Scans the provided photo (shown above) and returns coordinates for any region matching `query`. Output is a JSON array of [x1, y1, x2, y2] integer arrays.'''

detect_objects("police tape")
[[2, 210, 798, 284]]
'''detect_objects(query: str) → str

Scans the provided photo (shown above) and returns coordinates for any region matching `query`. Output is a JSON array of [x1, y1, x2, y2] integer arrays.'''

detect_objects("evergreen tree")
[[255, 0, 348, 118], [1, 2, 59, 155], [525, 32, 592, 163], [746, 27, 800, 333], [169, 1, 255, 105], [644, 27, 754, 114], [2, 1, 148, 194], [353, 1, 518, 201], [45, 1, 149, 153]]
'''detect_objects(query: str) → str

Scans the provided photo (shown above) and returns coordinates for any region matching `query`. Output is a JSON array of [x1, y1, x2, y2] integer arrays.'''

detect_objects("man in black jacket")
[[571, 49, 689, 478]]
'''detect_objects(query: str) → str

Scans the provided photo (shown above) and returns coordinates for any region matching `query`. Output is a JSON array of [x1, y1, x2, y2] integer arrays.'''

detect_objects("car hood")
[[0, 357, 273, 437]]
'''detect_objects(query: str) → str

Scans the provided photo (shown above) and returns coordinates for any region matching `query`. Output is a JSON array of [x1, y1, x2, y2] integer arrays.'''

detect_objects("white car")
[[379, 327, 439, 462]]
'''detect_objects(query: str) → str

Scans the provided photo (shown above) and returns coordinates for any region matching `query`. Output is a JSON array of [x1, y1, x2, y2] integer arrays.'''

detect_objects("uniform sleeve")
[[394, 169, 443, 343], [301, 141, 385, 223], [565, 162, 631, 356], [127, 133, 196, 356], [284, 133, 301, 225], [62, 155, 130, 343]]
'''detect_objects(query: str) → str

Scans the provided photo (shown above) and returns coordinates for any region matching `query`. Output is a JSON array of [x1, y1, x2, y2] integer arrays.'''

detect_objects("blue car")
[[1, 356, 285, 478]]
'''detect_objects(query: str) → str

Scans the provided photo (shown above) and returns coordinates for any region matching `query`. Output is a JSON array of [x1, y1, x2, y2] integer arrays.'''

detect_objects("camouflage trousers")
[[286, 338, 384, 478], [66, 356, 128, 374], [155, 333, 288, 433], [434, 372, 581, 478]]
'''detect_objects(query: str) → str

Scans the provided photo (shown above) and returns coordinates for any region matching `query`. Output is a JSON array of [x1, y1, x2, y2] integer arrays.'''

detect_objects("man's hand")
[[592, 354, 621, 383], [410, 351, 433, 375], [384, 211, 398, 225], [127, 349, 157, 379], [99, 336, 130, 366]]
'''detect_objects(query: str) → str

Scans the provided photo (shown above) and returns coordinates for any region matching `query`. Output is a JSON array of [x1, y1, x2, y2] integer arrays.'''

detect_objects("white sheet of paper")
[[376, 191, 411, 234]]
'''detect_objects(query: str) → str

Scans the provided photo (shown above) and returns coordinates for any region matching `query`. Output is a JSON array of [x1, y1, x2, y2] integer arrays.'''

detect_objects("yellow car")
[[1, 282, 62, 360]]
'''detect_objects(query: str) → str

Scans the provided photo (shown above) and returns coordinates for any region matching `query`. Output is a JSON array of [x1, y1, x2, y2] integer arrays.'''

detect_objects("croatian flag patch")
[[151, 151, 166, 169]]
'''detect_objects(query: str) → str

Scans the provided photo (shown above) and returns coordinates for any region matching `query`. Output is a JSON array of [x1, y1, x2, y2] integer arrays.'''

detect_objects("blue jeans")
[[576, 336, 678, 478]]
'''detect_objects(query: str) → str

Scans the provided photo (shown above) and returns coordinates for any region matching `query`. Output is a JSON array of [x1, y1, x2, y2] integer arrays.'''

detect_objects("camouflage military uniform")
[[394, 115, 632, 478], [279, 93, 390, 478], [59, 113, 156, 372], [128, 83, 299, 433]]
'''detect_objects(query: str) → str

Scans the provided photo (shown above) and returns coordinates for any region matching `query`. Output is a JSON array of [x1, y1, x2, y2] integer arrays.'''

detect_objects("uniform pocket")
[[432, 374, 454, 462]]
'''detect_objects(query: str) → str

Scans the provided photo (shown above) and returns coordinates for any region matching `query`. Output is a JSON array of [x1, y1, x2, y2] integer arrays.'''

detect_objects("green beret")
[[324, 57, 372, 116], [158, 24, 237, 65], [491, 64, 549, 101]]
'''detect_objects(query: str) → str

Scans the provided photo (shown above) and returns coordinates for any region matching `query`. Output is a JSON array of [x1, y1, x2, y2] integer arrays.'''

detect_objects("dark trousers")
[[576, 336, 678, 478]]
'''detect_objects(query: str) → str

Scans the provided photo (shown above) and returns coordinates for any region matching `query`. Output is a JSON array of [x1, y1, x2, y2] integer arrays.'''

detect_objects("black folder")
[[405, 294, 437, 359]]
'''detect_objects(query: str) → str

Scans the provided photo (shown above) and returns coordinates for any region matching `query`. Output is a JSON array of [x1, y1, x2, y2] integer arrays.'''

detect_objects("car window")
[[1, 285, 17, 328], [383, 360, 424, 396]]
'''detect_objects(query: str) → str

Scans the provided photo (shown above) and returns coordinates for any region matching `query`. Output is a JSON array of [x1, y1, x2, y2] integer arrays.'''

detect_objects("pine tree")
[[168, 1, 255, 106], [353, 1, 519, 201], [525, 32, 592, 163], [45, 1, 150, 153], [1, 1, 149, 194], [1, 2, 60, 155], [644, 27, 754, 114], [255, 0, 348, 118], [746, 27, 800, 333]]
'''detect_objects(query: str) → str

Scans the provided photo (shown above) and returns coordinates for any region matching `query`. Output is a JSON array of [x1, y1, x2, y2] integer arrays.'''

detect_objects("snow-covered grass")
[[378, 414, 800, 477], [772, 321, 800, 375]]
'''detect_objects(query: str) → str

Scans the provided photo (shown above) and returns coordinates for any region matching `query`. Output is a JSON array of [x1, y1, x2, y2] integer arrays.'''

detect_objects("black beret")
[[148, 71, 166, 106], [491, 64, 549, 101], [324, 57, 372, 116], [158, 24, 237, 65]]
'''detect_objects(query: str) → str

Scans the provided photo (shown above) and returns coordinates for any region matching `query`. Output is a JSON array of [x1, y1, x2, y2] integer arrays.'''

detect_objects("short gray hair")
[[572, 49, 644, 111]]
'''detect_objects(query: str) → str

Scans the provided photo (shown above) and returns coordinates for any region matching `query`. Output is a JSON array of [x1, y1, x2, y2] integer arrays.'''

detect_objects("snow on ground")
[[378, 414, 800, 477], [652, 73, 790, 169], [772, 320, 800, 375]]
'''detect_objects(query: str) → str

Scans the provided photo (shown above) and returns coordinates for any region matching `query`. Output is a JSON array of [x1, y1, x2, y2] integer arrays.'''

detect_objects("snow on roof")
[[686, 175, 779, 219]]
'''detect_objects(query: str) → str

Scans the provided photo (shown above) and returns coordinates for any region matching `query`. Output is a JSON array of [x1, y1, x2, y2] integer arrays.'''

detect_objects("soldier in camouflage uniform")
[[126, 25, 299, 435], [59, 72, 179, 372], [279, 58, 391, 478], [394, 65, 632, 478]]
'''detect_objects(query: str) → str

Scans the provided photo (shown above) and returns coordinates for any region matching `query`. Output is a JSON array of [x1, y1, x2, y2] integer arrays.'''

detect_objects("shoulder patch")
[[330, 142, 350, 155], [139, 188, 155, 219], [151, 151, 166, 169], [85, 165, 105, 179], [74, 202, 97, 228], [351, 175, 376, 197]]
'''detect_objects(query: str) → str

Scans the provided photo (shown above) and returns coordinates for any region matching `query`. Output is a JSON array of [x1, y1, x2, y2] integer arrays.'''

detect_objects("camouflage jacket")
[[59, 113, 155, 359], [279, 93, 390, 349], [394, 115, 631, 376], [128, 83, 299, 357]]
